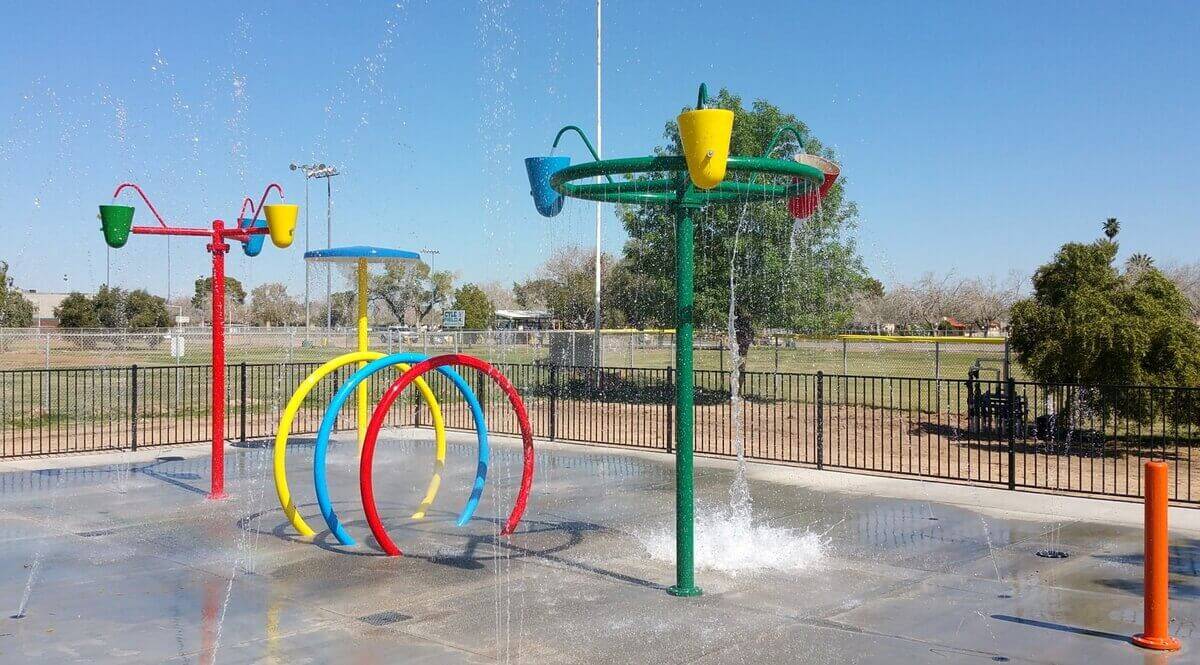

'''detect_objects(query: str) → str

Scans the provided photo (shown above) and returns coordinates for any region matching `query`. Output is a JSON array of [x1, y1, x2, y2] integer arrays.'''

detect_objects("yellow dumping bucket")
[[263, 204, 299, 248], [677, 108, 734, 190]]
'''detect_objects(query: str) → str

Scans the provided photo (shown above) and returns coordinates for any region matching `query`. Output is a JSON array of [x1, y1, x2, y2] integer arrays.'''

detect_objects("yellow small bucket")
[[263, 204, 299, 248], [677, 108, 734, 190]]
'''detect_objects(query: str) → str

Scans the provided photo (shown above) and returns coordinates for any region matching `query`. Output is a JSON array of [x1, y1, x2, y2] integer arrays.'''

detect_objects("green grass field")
[[4, 334, 1016, 380]]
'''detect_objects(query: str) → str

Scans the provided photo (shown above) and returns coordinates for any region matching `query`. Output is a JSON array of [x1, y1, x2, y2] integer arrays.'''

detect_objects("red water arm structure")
[[110, 182, 284, 498]]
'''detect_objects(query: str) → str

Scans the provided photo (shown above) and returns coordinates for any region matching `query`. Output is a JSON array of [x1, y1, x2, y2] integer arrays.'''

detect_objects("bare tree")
[[513, 246, 617, 327], [889, 272, 968, 334], [959, 273, 1022, 335], [851, 292, 889, 334], [478, 280, 517, 310], [1162, 262, 1200, 319]]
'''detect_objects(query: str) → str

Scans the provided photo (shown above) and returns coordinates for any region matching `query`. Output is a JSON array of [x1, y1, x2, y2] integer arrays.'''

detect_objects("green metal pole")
[[668, 204, 701, 598]]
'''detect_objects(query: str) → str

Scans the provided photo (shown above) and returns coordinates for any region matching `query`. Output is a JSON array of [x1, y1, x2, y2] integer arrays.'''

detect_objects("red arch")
[[360, 353, 534, 557]]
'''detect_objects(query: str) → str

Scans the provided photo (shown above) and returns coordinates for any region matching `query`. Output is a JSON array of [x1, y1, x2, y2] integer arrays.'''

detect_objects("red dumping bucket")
[[788, 154, 841, 220]]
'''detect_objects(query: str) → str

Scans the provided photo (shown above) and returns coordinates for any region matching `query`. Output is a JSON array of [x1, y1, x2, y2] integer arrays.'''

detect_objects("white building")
[[494, 309, 553, 330], [22, 290, 74, 328]]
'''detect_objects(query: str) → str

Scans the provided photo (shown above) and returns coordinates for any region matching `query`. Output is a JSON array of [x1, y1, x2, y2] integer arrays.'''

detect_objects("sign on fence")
[[442, 310, 466, 329], [169, 334, 186, 359]]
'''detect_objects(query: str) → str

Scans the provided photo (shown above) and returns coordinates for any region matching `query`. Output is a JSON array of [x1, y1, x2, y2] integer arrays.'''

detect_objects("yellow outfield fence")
[[837, 334, 1006, 345]]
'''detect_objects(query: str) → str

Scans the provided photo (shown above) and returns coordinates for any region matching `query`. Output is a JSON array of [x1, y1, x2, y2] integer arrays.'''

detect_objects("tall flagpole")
[[592, 0, 603, 367]]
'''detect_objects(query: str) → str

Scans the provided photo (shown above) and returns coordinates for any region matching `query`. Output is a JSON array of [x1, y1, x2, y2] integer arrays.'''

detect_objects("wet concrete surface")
[[0, 429, 1196, 664]]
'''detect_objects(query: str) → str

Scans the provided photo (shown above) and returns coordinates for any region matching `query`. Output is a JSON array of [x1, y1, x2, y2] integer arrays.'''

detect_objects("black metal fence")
[[2, 362, 1196, 503]]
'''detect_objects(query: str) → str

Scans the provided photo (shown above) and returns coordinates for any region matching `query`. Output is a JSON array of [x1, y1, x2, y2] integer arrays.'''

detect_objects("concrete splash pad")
[[0, 430, 1196, 663]]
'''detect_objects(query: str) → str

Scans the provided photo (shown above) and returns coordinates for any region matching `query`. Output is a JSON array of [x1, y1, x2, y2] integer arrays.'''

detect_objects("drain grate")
[[358, 610, 412, 626], [1035, 549, 1069, 559]]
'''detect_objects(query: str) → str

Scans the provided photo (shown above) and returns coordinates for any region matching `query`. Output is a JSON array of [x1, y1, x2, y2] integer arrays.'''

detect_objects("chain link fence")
[[0, 328, 1011, 379]]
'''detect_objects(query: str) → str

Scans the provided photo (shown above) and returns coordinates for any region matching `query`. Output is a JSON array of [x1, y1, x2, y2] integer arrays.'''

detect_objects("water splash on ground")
[[636, 204, 826, 576], [635, 503, 826, 575]]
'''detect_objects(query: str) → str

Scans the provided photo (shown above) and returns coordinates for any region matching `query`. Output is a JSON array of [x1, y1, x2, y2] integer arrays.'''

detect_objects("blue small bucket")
[[524, 156, 569, 218], [241, 218, 268, 257]]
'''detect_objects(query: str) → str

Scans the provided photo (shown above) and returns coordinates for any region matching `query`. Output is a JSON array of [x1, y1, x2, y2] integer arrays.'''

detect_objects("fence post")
[[816, 371, 824, 469], [934, 341, 942, 413], [413, 381, 422, 429], [130, 364, 139, 452], [548, 364, 558, 441], [42, 334, 50, 412], [665, 366, 675, 453], [239, 362, 247, 444], [1003, 337, 1011, 382], [842, 339, 848, 374], [1006, 377, 1017, 490]]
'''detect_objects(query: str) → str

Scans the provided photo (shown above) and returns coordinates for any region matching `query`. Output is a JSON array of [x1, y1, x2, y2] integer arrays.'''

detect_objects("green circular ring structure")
[[550, 155, 825, 207]]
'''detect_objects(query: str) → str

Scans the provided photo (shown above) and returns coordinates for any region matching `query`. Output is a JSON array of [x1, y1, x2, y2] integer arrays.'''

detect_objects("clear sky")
[[1, 1, 1196, 299]]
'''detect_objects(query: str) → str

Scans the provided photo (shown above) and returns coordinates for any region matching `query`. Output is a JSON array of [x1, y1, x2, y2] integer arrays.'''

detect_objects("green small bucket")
[[99, 205, 135, 248]]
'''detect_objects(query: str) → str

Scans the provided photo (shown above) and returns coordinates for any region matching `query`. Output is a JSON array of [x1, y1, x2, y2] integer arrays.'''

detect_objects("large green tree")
[[451, 283, 495, 330], [248, 283, 302, 326], [617, 88, 867, 359], [1010, 238, 1200, 423], [325, 290, 356, 328], [0, 261, 35, 327], [124, 289, 170, 328], [368, 261, 454, 326], [55, 286, 168, 329], [192, 276, 246, 309], [55, 292, 99, 328]]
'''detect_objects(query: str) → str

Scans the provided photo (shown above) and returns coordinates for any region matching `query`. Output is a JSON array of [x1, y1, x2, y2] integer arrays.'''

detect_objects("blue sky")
[[1, 1, 1197, 298]]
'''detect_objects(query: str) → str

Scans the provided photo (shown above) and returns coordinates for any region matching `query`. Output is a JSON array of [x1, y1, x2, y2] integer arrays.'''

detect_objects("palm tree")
[[1126, 253, 1155, 275], [1103, 217, 1120, 240]]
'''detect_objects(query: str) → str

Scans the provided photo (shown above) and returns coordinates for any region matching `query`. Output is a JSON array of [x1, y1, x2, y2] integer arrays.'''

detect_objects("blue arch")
[[313, 353, 489, 546]]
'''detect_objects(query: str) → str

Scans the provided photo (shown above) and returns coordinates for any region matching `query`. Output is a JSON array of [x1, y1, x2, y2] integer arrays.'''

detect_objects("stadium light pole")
[[291, 163, 315, 336], [291, 163, 339, 332], [420, 247, 440, 273], [317, 166, 339, 329], [421, 247, 440, 329]]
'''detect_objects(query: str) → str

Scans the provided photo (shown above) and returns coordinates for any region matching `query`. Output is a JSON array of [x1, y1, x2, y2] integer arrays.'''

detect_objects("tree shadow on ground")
[[1092, 537, 1199, 598], [914, 421, 1192, 461]]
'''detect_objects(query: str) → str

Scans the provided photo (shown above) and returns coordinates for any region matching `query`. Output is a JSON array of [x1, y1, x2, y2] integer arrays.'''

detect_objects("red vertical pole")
[[1132, 461, 1181, 651], [207, 221, 230, 500]]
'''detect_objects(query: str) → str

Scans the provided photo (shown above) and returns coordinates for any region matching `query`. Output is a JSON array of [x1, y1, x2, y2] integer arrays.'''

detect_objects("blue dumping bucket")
[[524, 156, 569, 218], [241, 218, 268, 256]]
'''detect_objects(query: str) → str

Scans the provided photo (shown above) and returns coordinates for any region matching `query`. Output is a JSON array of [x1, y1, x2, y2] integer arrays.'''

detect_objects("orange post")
[[1132, 461, 1181, 651]]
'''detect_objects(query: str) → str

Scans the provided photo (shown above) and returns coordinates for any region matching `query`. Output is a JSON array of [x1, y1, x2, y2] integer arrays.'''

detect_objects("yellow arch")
[[273, 351, 445, 537]]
